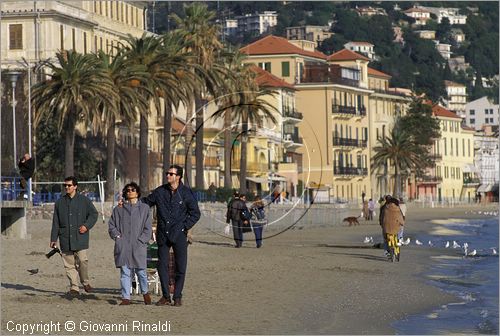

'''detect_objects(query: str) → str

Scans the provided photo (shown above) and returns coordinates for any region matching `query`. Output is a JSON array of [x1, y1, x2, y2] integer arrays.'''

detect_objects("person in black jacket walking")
[[226, 191, 248, 248], [141, 165, 200, 307]]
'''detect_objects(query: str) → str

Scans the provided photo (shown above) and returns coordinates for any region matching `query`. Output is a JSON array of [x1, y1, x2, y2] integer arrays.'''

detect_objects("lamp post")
[[6, 71, 22, 171]]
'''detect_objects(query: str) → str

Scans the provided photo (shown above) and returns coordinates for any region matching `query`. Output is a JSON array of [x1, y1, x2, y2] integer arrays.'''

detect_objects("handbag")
[[224, 224, 231, 235], [241, 221, 252, 233]]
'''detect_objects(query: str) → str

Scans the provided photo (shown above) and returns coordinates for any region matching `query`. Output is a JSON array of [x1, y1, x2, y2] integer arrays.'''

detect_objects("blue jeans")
[[252, 223, 264, 247], [120, 265, 148, 299]]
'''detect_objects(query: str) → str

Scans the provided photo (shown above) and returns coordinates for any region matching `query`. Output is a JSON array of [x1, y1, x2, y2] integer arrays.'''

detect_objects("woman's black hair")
[[122, 181, 141, 200]]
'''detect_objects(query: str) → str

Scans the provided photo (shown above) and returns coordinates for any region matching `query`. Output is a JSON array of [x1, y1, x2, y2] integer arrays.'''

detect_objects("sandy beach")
[[1, 203, 498, 335]]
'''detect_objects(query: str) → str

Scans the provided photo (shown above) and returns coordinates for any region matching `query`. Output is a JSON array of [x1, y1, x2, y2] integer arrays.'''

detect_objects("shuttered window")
[[9, 24, 23, 50]]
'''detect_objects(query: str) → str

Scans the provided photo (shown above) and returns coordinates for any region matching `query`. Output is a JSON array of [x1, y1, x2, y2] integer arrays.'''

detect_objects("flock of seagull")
[[363, 236, 498, 257], [465, 210, 499, 216]]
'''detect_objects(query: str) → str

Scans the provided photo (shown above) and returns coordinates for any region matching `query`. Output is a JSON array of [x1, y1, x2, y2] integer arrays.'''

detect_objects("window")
[[485, 118, 489, 124], [470, 118, 475, 124], [60, 25, 64, 50], [444, 137, 447, 155], [485, 108, 489, 115], [456, 138, 458, 156], [490, 118, 494, 123], [258, 62, 271, 72], [83, 32, 87, 53], [281, 61, 290, 77], [9, 24, 23, 50], [450, 138, 453, 155], [462, 139, 465, 156], [72, 28, 76, 50]]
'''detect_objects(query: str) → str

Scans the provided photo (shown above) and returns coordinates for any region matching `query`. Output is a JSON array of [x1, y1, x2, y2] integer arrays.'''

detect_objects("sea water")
[[393, 215, 499, 335]]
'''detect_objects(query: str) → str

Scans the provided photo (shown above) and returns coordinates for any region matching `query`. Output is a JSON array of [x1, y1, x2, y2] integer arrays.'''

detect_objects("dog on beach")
[[342, 216, 360, 226]]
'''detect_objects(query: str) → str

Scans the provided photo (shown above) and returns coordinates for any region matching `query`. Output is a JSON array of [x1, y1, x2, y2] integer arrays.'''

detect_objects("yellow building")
[[427, 104, 475, 202], [367, 67, 412, 198]]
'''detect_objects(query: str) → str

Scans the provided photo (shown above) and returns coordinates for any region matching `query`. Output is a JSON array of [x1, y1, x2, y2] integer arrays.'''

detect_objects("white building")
[[435, 41, 452, 60], [465, 96, 500, 130], [419, 6, 467, 25], [235, 11, 278, 36], [344, 42, 375, 60], [474, 131, 499, 200], [403, 7, 431, 25], [444, 80, 467, 116], [222, 19, 238, 37], [415, 30, 436, 40]]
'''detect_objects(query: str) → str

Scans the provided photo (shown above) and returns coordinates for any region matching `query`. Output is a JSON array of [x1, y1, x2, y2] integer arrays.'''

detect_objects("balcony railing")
[[332, 137, 367, 148], [463, 177, 480, 185], [283, 133, 303, 144], [429, 153, 443, 160], [334, 166, 368, 176], [332, 104, 366, 117], [283, 109, 303, 120]]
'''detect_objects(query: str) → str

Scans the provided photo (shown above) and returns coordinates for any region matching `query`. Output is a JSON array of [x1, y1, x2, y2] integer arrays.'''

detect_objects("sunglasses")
[[63, 184, 73, 188], [126, 188, 136, 192], [167, 172, 177, 176]]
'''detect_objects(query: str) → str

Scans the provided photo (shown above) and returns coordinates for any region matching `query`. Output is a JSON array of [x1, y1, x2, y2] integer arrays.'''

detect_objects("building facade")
[[286, 25, 333, 47], [444, 80, 467, 116], [464, 96, 500, 131], [235, 11, 278, 36], [343, 42, 376, 60]]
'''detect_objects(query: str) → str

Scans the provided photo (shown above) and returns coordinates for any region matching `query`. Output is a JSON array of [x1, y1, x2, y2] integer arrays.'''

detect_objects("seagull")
[[445, 241, 450, 248], [468, 249, 477, 257], [27, 268, 39, 275], [369, 236, 374, 243], [492, 248, 497, 255], [463, 243, 469, 255], [402, 237, 410, 245], [415, 239, 423, 245], [428, 240, 433, 247], [363, 237, 371, 244], [453, 241, 461, 249]]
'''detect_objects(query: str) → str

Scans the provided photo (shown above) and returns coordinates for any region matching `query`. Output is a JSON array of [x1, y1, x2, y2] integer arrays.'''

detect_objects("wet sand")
[[1, 203, 497, 334]]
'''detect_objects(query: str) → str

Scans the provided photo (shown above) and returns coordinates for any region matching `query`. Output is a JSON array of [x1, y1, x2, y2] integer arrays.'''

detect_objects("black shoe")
[[173, 298, 182, 307], [156, 296, 172, 306]]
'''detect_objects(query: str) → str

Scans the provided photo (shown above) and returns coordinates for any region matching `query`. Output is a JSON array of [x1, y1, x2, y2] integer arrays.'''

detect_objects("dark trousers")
[[157, 237, 188, 299], [252, 223, 263, 247], [231, 219, 243, 246]]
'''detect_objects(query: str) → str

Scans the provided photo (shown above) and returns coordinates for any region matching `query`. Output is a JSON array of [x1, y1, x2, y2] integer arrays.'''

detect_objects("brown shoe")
[[173, 298, 182, 307], [68, 289, 79, 296], [83, 284, 93, 293], [119, 299, 131, 305], [155, 296, 171, 306], [143, 293, 152, 305]]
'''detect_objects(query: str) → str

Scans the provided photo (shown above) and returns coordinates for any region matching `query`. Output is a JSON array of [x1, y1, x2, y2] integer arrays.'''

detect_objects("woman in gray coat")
[[108, 182, 152, 305]]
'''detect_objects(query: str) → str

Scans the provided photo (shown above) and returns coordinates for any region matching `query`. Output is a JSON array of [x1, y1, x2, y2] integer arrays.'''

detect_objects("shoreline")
[[1, 204, 498, 334]]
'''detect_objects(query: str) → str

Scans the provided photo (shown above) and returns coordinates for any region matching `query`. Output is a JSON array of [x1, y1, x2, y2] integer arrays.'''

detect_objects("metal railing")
[[332, 137, 367, 148], [332, 104, 366, 117], [416, 176, 443, 183], [1, 176, 24, 201], [333, 166, 368, 176]]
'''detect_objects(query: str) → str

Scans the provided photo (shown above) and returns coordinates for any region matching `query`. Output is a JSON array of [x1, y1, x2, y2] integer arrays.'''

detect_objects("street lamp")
[[6, 71, 22, 171]]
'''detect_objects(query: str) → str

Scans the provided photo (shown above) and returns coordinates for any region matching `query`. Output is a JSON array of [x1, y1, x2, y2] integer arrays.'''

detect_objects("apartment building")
[[418, 6, 467, 25], [475, 128, 499, 202], [403, 7, 431, 26], [235, 11, 278, 36], [444, 80, 467, 116], [344, 42, 376, 60], [425, 105, 475, 202], [464, 96, 500, 130], [286, 25, 333, 47], [415, 30, 436, 40]]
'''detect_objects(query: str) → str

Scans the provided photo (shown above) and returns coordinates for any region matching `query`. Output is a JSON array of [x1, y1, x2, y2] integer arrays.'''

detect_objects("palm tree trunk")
[[393, 162, 399, 197], [64, 126, 75, 177], [163, 103, 172, 185], [195, 96, 204, 189], [105, 119, 116, 201], [224, 108, 232, 189], [139, 114, 149, 192], [239, 118, 249, 195], [184, 104, 193, 186]]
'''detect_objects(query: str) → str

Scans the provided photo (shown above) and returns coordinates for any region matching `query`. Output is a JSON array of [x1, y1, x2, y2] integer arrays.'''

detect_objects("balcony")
[[416, 176, 443, 184], [332, 104, 366, 118], [300, 63, 360, 87], [283, 109, 303, 121], [332, 137, 367, 148], [283, 133, 303, 150], [334, 166, 368, 176], [429, 153, 443, 161], [463, 177, 480, 185]]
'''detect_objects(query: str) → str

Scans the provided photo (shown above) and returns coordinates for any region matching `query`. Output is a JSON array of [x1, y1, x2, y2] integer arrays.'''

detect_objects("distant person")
[[50, 176, 98, 295], [226, 191, 248, 248], [250, 196, 267, 248], [18, 153, 34, 198], [361, 191, 366, 204], [367, 198, 375, 220], [272, 184, 281, 204], [108, 182, 152, 306], [208, 182, 217, 203], [141, 165, 201, 307], [398, 197, 407, 243], [362, 200, 369, 220]]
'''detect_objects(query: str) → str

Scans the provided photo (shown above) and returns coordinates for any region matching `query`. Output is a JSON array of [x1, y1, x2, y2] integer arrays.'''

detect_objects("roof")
[[240, 35, 327, 60], [444, 80, 466, 87], [251, 65, 296, 90], [367, 67, 392, 79], [461, 125, 475, 131], [327, 48, 370, 62], [404, 7, 431, 13], [345, 41, 374, 46], [431, 104, 462, 119]]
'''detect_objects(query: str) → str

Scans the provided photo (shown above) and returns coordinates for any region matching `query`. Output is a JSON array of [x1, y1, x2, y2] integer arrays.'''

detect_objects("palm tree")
[[32, 50, 117, 177], [371, 121, 427, 197], [170, 3, 224, 188], [92, 51, 151, 200]]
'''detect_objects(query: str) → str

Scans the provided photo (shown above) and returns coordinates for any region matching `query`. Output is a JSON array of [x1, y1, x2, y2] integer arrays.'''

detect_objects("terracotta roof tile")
[[431, 104, 462, 119], [367, 67, 392, 78], [345, 41, 374, 46], [250, 65, 296, 90], [444, 80, 466, 87], [240, 35, 327, 60], [404, 7, 430, 13], [327, 48, 370, 62]]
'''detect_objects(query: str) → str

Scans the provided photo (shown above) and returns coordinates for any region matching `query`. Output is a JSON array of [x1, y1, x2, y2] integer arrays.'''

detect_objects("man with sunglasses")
[[141, 165, 200, 306], [50, 176, 98, 295]]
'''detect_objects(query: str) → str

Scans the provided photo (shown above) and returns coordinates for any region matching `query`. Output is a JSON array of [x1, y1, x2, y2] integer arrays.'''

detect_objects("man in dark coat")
[[142, 165, 200, 307], [226, 191, 248, 248], [50, 176, 98, 295], [18, 153, 34, 198]]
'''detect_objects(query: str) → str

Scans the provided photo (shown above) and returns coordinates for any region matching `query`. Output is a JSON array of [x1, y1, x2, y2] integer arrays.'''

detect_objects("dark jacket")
[[18, 158, 34, 179], [51, 193, 98, 252], [142, 182, 200, 245], [108, 202, 152, 268], [226, 198, 247, 222]]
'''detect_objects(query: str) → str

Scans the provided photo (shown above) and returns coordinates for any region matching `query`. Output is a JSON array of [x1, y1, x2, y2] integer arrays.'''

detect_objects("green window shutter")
[[281, 61, 290, 77], [265, 62, 271, 72]]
